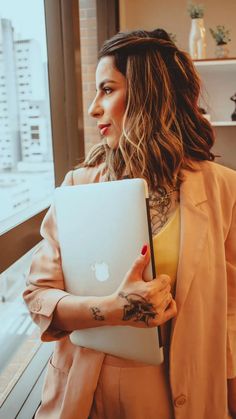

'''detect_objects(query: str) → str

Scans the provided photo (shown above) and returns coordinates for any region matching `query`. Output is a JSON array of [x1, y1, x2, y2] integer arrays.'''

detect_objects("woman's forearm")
[[52, 294, 116, 331], [228, 377, 236, 418]]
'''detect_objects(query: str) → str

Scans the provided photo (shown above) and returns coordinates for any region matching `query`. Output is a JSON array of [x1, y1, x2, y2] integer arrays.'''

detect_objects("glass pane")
[[0, 0, 54, 234], [0, 245, 41, 406]]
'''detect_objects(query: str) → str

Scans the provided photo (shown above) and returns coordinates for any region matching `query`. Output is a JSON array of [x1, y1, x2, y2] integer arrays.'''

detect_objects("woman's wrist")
[[88, 293, 120, 327], [52, 292, 120, 331]]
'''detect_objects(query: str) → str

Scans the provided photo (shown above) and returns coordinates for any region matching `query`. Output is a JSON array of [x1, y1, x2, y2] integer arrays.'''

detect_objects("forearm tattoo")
[[90, 306, 105, 321], [119, 292, 157, 326]]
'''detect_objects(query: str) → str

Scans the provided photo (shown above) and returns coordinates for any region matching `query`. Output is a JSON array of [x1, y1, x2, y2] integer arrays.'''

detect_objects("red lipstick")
[[98, 124, 111, 136]]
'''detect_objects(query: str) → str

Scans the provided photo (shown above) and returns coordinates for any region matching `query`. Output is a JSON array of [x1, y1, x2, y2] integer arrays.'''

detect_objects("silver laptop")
[[54, 178, 163, 365]]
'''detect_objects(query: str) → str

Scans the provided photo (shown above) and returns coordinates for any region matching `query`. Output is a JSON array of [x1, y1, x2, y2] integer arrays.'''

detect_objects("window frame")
[[96, 0, 119, 50], [0, 0, 84, 273]]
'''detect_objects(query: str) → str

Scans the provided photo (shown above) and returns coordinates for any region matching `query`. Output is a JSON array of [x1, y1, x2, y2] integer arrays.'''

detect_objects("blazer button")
[[174, 394, 187, 407]]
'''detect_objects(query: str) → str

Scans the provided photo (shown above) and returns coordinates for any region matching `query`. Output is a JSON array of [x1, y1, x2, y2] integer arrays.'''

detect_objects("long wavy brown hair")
[[83, 29, 215, 189]]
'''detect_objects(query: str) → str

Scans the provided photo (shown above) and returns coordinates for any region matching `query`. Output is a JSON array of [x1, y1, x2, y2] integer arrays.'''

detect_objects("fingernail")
[[141, 244, 147, 255]]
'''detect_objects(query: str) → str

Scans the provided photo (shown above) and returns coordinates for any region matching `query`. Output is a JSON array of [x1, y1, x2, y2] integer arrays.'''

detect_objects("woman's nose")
[[88, 96, 103, 118]]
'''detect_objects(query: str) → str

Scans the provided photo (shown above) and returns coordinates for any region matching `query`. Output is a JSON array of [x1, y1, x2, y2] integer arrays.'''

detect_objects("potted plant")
[[209, 25, 231, 58], [187, 3, 204, 19], [187, 3, 206, 59]]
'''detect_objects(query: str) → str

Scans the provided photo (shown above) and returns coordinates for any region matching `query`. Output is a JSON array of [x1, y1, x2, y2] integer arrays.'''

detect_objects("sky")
[[0, 0, 47, 61]]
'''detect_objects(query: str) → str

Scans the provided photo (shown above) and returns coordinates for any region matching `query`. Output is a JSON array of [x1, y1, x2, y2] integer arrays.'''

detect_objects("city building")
[[0, 18, 21, 170], [0, 18, 54, 225], [14, 38, 52, 163]]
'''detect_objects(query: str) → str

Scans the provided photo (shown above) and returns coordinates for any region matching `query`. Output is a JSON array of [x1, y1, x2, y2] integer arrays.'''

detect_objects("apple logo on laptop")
[[91, 262, 110, 282]]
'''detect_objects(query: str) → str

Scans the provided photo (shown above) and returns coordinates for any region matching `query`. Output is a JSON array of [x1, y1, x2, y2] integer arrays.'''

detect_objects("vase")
[[189, 18, 206, 60], [215, 43, 229, 59]]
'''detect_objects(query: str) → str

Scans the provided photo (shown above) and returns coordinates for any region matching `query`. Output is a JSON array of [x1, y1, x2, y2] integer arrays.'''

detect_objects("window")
[[0, 0, 52, 408], [0, 0, 85, 267], [0, 0, 85, 411], [0, 248, 43, 406]]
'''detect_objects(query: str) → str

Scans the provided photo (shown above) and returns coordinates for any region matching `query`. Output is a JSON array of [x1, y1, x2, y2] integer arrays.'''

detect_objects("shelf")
[[194, 59, 236, 74], [193, 58, 236, 169], [211, 121, 236, 126], [194, 58, 236, 66]]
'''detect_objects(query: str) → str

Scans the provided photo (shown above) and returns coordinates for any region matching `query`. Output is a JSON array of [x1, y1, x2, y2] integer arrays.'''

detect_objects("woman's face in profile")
[[88, 56, 127, 149]]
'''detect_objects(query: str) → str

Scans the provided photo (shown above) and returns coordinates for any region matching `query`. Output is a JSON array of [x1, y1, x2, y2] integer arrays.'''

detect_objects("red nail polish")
[[141, 244, 147, 255]]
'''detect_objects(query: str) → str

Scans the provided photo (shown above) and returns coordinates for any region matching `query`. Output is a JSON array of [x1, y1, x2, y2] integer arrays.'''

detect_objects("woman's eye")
[[103, 87, 112, 95]]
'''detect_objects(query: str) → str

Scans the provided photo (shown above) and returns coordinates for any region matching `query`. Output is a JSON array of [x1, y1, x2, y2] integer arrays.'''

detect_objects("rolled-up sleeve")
[[23, 171, 74, 342], [226, 202, 236, 378]]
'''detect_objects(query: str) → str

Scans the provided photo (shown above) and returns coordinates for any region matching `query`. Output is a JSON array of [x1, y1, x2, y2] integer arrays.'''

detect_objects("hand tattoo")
[[90, 306, 105, 321], [119, 292, 157, 326]]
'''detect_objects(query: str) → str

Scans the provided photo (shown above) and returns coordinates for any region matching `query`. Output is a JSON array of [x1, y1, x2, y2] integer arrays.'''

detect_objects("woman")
[[23, 29, 236, 418]]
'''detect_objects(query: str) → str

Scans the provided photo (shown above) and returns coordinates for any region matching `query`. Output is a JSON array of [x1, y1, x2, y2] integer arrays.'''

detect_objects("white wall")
[[119, 0, 236, 59]]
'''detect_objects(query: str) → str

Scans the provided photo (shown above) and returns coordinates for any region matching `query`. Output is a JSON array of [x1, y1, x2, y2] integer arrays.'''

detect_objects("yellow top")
[[152, 205, 180, 346]]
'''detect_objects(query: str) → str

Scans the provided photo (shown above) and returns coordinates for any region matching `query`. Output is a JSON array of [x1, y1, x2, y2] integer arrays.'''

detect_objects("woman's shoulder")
[[183, 160, 236, 204], [63, 163, 106, 186], [191, 160, 236, 203], [199, 160, 236, 186], [187, 160, 236, 184], [203, 160, 235, 175]]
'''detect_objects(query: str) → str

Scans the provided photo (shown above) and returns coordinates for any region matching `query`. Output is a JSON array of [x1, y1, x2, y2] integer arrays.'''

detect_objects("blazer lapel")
[[174, 165, 208, 314]]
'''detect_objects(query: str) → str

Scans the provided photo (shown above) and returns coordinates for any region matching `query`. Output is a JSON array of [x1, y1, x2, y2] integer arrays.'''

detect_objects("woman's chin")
[[105, 136, 119, 150]]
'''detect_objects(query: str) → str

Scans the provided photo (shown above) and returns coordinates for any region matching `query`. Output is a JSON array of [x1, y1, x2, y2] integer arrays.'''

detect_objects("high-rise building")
[[15, 38, 52, 163], [0, 17, 54, 225], [0, 19, 21, 170], [0, 18, 52, 171]]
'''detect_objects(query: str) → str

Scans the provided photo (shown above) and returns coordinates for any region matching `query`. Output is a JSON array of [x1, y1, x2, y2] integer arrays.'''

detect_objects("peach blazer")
[[23, 161, 236, 419]]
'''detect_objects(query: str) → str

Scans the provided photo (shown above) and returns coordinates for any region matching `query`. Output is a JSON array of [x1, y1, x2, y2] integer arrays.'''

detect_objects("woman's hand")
[[111, 244, 177, 328], [51, 244, 177, 332]]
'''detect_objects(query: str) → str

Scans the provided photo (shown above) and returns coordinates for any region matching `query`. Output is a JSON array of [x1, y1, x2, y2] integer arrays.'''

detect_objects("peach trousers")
[[89, 354, 174, 419]]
